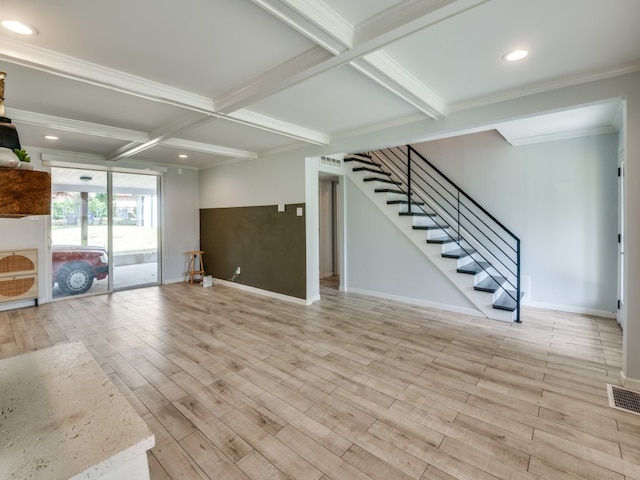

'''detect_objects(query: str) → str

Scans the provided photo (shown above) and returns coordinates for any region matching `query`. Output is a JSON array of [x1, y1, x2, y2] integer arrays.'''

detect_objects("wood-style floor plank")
[[2, 279, 638, 480]]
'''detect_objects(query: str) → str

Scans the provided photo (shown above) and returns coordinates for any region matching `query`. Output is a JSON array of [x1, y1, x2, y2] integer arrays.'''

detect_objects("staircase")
[[344, 147, 522, 323]]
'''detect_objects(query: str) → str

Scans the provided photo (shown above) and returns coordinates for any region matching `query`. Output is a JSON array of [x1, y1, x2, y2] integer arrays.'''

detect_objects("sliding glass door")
[[51, 168, 109, 298], [50, 167, 160, 298], [111, 172, 160, 290]]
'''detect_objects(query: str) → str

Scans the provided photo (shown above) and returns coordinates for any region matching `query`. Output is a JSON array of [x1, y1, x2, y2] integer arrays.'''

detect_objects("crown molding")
[[449, 61, 640, 114], [0, 36, 331, 147], [229, 109, 330, 145], [164, 138, 258, 160], [499, 125, 618, 146], [106, 111, 214, 161], [354, 0, 490, 46], [0, 36, 215, 112], [214, 46, 333, 113], [6, 108, 148, 143], [355, 51, 447, 118]]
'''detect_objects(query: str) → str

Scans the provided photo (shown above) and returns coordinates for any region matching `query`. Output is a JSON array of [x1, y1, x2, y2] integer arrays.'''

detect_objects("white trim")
[[214, 279, 314, 306], [278, 0, 352, 47], [502, 125, 618, 146], [6, 108, 148, 142], [343, 286, 484, 319], [163, 138, 258, 160], [230, 109, 330, 145], [620, 371, 640, 392], [359, 51, 447, 117], [450, 62, 640, 114], [0, 36, 214, 112], [249, 0, 348, 54], [525, 300, 616, 319]]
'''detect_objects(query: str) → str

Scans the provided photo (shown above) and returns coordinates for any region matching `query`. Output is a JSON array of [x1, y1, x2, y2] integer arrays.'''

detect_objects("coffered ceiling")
[[1, 0, 638, 168]]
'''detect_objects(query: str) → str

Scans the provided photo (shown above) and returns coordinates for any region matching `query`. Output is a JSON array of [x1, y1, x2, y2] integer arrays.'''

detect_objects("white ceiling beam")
[[353, 52, 447, 118], [229, 109, 330, 145], [163, 138, 258, 160], [6, 108, 148, 143], [214, 47, 334, 114], [230, 0, 487, 117], [106, 111, 214, 161], [7, 107, 258, 160], [354, 0, 491, 46], [0, 37, 328, 146], [249, 0, 351, 53]]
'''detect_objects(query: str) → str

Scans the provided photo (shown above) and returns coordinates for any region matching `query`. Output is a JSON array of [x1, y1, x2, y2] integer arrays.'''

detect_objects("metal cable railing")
[[369, 146, 521, 322]]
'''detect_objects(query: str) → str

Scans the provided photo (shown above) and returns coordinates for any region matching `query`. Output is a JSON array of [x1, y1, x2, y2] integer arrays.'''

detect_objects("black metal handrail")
[[370, 145, 522, 322]]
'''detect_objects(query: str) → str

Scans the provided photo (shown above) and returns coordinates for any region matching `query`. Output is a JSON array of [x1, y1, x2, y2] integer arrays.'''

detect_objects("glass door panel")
[[111, 172, 159, 289], [51, 168, 109, 298]]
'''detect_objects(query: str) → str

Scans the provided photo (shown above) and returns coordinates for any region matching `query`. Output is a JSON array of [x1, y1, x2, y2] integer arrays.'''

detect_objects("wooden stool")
[[187, 251, 205, 284]]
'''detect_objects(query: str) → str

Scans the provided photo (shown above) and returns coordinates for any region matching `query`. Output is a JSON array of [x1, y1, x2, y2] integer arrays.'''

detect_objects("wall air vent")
[[607, 384, 640, 416]]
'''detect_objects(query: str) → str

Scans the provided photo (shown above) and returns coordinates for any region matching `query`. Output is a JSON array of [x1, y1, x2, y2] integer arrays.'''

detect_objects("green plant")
[[13, 149, 31, 163]]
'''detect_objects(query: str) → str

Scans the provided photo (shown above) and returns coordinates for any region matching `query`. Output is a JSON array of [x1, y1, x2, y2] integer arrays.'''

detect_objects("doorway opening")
[[319, 175, 340, 290]]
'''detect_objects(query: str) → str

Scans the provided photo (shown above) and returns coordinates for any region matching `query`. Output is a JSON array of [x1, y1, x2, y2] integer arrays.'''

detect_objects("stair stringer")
[[345, 167, 514, 322]]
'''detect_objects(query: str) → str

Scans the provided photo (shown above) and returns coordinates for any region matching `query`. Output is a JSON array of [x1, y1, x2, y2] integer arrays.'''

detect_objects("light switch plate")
[[296, 207, 303, 216], [278, 204, 285, 212]]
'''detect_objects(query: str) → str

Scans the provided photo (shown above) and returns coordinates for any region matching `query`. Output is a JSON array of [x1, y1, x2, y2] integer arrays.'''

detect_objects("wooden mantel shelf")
[[0, 167, 51, 217]]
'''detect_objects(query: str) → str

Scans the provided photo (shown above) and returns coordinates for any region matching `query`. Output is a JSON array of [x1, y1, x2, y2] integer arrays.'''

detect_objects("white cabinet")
[[0, 249, 38, 303]]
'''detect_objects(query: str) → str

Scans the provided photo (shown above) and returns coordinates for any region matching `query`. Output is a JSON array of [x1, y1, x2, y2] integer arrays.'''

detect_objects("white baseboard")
[[164, 277, 187, 285], [343, 287, 482, 318], [620, 371, 640, 391], [214, 279, 314, 306], [0, 298, 38, 311], [524, 300, 615, 319]]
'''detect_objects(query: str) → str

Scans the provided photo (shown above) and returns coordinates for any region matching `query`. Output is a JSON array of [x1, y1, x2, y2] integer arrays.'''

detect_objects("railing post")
[[515, 239, 521, 323], [407, 147, 412, 206], [457, 190, 461, 242]]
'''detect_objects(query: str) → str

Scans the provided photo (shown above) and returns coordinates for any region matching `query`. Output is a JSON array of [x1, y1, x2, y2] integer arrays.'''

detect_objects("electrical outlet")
[[235, 266, 241, 275]]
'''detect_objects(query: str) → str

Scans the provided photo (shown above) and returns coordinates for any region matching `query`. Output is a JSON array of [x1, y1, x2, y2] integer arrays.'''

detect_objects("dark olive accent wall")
[[200, 204, 306, 299]]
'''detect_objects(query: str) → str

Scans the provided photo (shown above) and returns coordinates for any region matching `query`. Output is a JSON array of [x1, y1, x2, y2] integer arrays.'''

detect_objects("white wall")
[[199, 156, 305, 208], [412, 130, 618, 315], [162, 167, 200, 283], [345, 176, 476, 312]]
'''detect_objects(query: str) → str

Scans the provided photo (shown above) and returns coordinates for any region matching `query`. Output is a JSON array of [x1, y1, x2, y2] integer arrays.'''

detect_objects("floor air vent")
[[607, 384, 640, 416]]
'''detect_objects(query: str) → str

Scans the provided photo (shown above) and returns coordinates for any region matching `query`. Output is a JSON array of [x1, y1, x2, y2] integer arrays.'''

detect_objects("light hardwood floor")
[[1, 279, 639, 480]]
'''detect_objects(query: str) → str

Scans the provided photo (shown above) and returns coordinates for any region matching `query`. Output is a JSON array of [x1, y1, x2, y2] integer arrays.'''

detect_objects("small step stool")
[[187, 250, 205, 284]]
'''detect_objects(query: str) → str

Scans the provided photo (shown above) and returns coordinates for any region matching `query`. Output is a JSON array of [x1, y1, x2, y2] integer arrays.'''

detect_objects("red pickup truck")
[[52, 245, 109, 295]]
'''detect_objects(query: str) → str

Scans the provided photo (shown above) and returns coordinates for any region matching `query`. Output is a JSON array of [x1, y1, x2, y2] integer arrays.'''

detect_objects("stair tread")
[[493, 291, 518, 311], [353, 166, 391, 175], [457, 261, 490, 275], [344, 154, 377, 167], [427, 236, 455, 244], [374, 188, 405, 194], [442, 247, 474, 259], [363, 177, 401, 185], [413, 225, 443, 230], [400, 211, 436, 217], [387, 200, 425, 206], [474, 276, 506, 293]]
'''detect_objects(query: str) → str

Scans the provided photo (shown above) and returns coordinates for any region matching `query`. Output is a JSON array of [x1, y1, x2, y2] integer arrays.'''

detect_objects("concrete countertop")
[[0, 342, 154, 479]]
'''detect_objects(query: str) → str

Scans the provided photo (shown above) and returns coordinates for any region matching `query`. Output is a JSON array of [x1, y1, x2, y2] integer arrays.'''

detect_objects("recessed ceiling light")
[[44, 135, 59, 140], [179, 154, 188, 159], [503, 49, 528, 62], [1, 20, 38, 36]]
